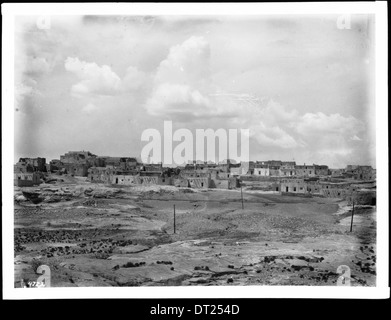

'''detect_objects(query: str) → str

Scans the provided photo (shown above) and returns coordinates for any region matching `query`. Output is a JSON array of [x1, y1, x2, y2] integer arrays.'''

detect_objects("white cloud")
[[250, 123, 302, 149], [227, 98, 303, 149], [289, 112, 366, 166], [296, 112, 363, 136], [15, 83, 33, 98], [13, 15, 375, 169], [64, 57, 121, 97], [146, 83, 211, 117], [155, 36, 210, 86], [121, 66, 148, 91], [65, 57, 149, 99], [145, 36, 212, 118], [25, 56, 51, 75], [15, 80, 41, 111], [350, 135, 362, 141], [81, 103, 97, 114]]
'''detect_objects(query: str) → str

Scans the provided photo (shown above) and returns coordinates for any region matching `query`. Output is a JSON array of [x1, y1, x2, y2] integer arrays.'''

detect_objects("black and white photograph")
[[2, 3, 388, 300]]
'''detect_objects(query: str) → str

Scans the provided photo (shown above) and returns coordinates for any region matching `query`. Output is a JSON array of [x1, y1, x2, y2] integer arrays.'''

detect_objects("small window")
[[162, 179, 165, 182], [201, 182, 204, 187], [293, 187, 297, 192]]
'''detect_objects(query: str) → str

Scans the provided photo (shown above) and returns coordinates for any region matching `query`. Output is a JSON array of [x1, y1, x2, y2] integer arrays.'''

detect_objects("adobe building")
[[60, 151, 97, 165], [346, 165, 375, 181], [210, 176, 240, 189], [92, 157, 108, 167], [232, 162, 252, 175], [280, 178, 306, 193], [15, 157, 47, 173], [173, 177, 192, 188], [63, 163, 89, 177], [330, 168, 345, 177], [279, 161, 295, 176], [111, 175, 136, 185], [98, 157, 139, 170], [187, 177, 210, 189], [294, 164, 316, 177], [88, 167, 115, 183], [267, 160, 283, 167], [269, 166, 281, 177], [228, 163, 241, 175], [314, 165, 329, 176], [253, 165, 270, 176], [319, 181, 351, 199], [279, 177, 355, 200], [229, 166, 242, 176], [246, 161, 255, 175], [14, 172, 41, 187], [47, 159, 63, 173], [59, 151, 97, 176], [177, 171, 211, 189]]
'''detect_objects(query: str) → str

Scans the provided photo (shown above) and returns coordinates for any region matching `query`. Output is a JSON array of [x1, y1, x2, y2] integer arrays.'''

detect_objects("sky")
[[14, 14, 376, 168]]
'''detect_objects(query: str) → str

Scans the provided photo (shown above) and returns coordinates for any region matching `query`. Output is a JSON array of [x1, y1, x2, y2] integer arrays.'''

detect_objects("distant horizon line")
[[14, 152, 376, 170]]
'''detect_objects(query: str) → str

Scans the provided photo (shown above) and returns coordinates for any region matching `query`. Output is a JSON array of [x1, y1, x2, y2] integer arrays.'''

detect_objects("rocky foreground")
[[14, 176, 376, 287]]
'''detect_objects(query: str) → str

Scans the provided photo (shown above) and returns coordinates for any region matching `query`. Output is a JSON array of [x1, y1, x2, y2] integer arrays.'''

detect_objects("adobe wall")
[[173, 178, 190, 188], [211, 179, 229, 189], [188, 177, 210, 189]]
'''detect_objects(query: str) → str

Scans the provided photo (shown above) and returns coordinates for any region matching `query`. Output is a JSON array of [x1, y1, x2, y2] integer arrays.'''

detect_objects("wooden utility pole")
[[350, 199, 355, 232], [173, 204, 176, 234], [240, 184, 244, 210]]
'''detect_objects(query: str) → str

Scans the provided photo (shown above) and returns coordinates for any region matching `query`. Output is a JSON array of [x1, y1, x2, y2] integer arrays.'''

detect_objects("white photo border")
[[2, 2, 389, 299]]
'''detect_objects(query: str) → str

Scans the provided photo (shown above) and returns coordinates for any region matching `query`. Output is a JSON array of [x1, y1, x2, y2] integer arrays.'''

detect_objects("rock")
[[263, 256, 276, 263], [22, 191, 44, 204], [15, 195, 27, 202], [44, 195, 62, 203]]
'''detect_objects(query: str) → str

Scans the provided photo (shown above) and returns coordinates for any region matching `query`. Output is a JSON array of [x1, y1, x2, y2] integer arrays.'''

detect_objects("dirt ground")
[[14, 176, 376, 287]]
